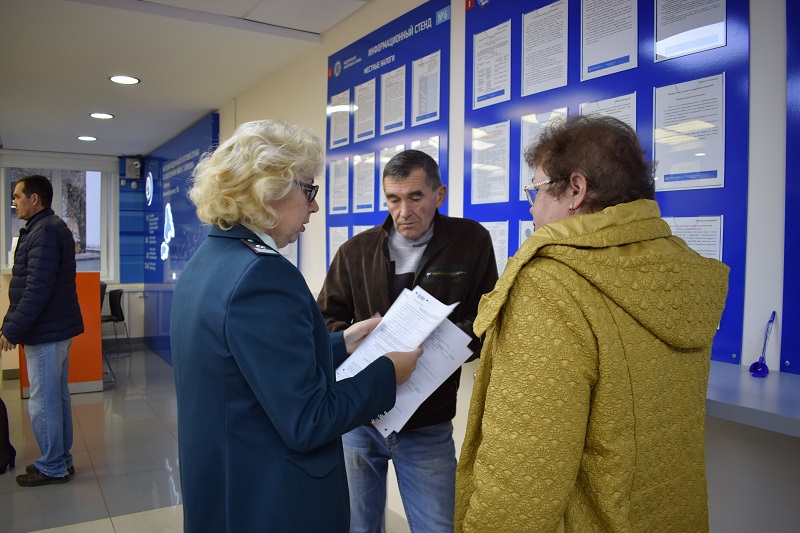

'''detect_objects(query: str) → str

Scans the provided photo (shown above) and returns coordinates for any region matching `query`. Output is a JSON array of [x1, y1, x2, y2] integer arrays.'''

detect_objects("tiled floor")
[[0, 348, 476, 533], [0, 348, 184, 533]]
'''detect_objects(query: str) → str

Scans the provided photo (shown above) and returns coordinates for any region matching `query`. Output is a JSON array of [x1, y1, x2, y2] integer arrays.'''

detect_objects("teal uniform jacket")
[[171, 225, 396, 532]]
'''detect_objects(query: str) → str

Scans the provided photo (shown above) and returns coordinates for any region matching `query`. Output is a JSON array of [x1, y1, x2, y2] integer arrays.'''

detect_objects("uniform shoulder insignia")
[[241, 239, 279, 255]]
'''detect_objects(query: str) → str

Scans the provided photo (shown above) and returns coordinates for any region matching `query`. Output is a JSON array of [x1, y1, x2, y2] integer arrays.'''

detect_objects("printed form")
[[336, 286, 472, 437]]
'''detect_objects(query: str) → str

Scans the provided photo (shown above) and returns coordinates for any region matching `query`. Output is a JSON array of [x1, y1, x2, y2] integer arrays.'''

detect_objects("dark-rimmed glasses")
[[296, 180, 319, 203], [523, 179, 552, 206]]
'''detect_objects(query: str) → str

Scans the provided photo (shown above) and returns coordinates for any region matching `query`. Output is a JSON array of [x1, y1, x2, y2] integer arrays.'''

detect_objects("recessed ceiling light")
[[78, 136, 97, 142], [90, 112, 114, 120], [109, 75, 140, 85]]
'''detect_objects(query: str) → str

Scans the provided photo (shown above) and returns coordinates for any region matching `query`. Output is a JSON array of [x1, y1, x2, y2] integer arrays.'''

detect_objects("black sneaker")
[[25, 464, 75, 476], [16, 468, 70, 487]]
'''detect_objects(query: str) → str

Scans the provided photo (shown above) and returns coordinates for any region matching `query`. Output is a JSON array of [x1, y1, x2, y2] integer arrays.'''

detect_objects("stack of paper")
[[336, 286, 473, 437]]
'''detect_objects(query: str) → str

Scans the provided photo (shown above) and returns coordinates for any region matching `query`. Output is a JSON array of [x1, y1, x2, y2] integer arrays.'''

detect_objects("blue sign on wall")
[[142, 113, 219, 362], [325, 0, 451, 266]]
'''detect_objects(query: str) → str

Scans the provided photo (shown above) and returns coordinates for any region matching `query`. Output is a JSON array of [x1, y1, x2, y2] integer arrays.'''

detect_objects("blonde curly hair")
[[189, 119, 323, 231]]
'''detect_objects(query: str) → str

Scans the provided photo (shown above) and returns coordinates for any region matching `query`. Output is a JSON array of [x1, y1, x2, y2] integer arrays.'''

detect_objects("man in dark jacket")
[[317, 150, 499, 533], [0, 175, 84, 487]]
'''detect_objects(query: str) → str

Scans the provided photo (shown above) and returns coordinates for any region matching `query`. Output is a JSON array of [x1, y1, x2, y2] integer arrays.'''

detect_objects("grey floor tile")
[[74, 395, 161, 428], [0, 477, 109, 533], [81, 418, 175, 451], [98, 467, 182, 517], [89, 438, 178, 479], [161, 414, 179, 440], [111, 505, 183, 533], [143, 392, 178, 418], [29, 517, 116, 533]]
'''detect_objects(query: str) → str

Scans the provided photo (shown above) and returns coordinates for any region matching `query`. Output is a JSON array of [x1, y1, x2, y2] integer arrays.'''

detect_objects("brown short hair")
[[524, 114, 655, 212]]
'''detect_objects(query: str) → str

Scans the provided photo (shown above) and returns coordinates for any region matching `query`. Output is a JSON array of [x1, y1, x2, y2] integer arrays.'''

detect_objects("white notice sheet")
[[473, 20, 512, 109], [412, 50, 441, 127], [352, 225, 373, 237], [381, 66, 407, 135], [664, 216, 723, 261], [379, 144, 405, 211], [654, 74, 725, 191], [520, 108, 568, 200], [519, 219, 535, 248], [581, 0, 637, 81], [329, 90, 350, 149], [410, 137, 440, 164], [480, 221, 509, 275], [354, 79, 376, 143], [328, 226, 349, 265], [353, 153, 375, 213], [472, 121, 510, 204], [656, 0, 726, 61], [328, 157, 350, 214], [522, 0, 568, 97], [580, 92, 636, 131]]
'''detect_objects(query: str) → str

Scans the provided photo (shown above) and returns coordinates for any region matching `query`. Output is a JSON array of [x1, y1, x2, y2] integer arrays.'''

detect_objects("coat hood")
[[475, 199, 729, 350]]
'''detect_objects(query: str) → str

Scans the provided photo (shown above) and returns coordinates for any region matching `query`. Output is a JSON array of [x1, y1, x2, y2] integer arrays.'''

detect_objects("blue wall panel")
[[463, 0, 748, 363], [141, 113, 219, 363], [781, 0, 800, 374]]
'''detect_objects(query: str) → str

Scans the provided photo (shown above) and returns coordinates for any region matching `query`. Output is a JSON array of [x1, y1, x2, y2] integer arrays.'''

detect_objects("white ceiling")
[[0, 0, 371, 157]]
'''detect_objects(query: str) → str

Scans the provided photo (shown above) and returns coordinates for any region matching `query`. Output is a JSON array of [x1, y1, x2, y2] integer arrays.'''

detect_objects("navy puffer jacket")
[[2, 208, 84, 345]]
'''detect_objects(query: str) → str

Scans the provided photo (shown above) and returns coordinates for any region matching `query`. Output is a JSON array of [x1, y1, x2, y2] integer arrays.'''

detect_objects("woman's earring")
[[569, 203, 574, 211]]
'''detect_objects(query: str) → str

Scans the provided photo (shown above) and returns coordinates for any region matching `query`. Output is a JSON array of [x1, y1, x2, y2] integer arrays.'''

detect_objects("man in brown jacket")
[[317, 149, 498, 533]]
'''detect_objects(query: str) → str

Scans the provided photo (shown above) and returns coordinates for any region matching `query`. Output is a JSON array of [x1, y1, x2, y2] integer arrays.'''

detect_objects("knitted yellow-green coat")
[[455, 200, 729, 533]]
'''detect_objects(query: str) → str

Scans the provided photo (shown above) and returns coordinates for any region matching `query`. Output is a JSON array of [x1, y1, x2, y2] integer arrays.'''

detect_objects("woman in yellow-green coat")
[[455, 115, 729, 533]]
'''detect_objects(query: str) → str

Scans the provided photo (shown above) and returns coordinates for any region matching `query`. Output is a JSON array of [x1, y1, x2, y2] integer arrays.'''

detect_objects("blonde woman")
[[171, 120, 421, 532]]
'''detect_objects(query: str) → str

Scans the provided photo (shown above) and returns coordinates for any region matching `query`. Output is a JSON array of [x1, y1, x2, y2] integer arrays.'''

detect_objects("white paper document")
[[522, 0, 568, 97], [654, 74, 725, 191], [664, 215, 723, 261], [581, 0, 638, 81], [354, 79, 376, 142], [472, 121, 511, 204], [655, 0, 726, 61], [328, 157, 350, 214], [580, 92, 636, 132], [329, 90, 350, 149], [335, 286, 472, 437], [473, 20, 511, 109]]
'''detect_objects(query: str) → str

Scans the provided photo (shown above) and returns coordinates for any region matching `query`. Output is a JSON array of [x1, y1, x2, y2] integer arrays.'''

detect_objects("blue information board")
[[463, 0, 748, 363], [325, 0, 452, 265]]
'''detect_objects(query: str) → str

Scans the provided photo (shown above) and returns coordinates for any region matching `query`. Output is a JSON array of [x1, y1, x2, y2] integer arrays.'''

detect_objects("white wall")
[[743, 0, 786, 370]]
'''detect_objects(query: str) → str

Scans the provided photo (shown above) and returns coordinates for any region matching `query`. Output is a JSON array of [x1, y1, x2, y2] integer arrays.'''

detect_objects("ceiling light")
[[109, 75, 140, 85], [78, 136, 97, 142], [90, 113, 114, 120]]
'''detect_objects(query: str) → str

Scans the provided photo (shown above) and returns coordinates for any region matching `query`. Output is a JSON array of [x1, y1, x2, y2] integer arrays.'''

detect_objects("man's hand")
[[343, 316, 382, 354], [0, 334, 16, 351], [384, 347, 423, 384]]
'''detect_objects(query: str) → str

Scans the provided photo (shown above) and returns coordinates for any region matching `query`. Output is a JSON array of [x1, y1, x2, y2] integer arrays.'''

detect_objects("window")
[[1, 152, 118, 280]]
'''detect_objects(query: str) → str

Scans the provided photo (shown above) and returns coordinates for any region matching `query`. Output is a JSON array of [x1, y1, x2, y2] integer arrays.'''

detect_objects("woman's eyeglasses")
[[523, 179, 552, 206], [296, 180, 319, 203]]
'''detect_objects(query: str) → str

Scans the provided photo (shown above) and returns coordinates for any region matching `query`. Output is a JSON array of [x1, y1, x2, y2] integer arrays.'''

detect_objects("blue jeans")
[[343, 421, 456, 533], [25, 339, 73, 477]]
